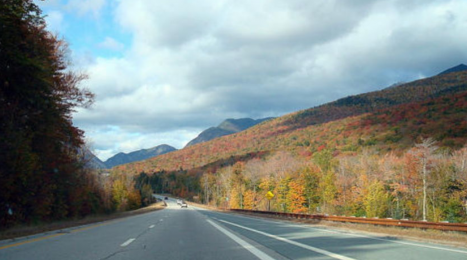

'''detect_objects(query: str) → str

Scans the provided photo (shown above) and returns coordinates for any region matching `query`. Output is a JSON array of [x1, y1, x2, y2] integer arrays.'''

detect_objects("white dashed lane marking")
[[121, 238, 135, 247]]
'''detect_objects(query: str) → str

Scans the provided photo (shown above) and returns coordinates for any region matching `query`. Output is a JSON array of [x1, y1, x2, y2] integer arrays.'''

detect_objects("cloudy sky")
[[36, 0, 467, 161]]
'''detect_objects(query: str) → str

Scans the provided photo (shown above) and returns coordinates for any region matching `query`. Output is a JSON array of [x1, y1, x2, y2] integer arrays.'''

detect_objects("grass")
[[0, 201, 166, 241]]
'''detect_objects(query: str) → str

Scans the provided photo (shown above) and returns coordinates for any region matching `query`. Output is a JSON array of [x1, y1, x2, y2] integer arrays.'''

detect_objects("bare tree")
[[412, 138, 438, 221]]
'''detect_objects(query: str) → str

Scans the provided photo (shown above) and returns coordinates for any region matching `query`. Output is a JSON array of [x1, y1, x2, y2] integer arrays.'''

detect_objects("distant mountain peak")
[[184, 117, 274, 148], [104, 144, 176, 168], [218, 118, 257, 132], [79, 147, 107, 169], [438, 64, 467, 75]]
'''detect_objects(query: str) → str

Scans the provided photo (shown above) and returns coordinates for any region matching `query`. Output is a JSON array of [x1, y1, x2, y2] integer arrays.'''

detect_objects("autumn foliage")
[[11, 0, 467, 228], [0, 1, 108, 228], [111, 67, 467, 222]]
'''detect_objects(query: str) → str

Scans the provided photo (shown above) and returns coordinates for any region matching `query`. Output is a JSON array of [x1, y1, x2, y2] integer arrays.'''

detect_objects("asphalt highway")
[[1, 197, 467, 260]]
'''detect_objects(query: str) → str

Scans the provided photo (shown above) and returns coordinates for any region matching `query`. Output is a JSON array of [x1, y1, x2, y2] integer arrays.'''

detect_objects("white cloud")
[[41, 10, 66, 33], [98, 37, 125, 52], [66, 0, 106, 17], [35, 0, 61, 8], [68, 0, 467, 159]]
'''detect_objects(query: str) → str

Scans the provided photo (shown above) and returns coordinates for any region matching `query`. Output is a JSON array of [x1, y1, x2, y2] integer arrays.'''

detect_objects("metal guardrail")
[[230, 209, 467, 232]]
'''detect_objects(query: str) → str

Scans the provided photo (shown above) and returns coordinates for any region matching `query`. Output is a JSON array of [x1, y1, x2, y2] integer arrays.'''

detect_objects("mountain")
[[184, 117, 274, 147], [89, 117, 271, 169], [283, 66, 467, 129], [79, 147, 108, 169], [111, 66, 467, 222], [104, 144, 177, 168], [218, 118, 273, 132], [111, 67, 467, 176], [185, 127, 234, 148], [438, 64, 467, 75]]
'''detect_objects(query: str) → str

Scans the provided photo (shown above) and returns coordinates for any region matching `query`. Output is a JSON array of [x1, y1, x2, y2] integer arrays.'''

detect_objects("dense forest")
[[0, 1, 151, 229]]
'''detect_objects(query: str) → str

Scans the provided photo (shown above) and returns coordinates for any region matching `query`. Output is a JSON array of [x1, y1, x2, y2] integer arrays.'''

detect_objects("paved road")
[[1, 197, 467, 260]]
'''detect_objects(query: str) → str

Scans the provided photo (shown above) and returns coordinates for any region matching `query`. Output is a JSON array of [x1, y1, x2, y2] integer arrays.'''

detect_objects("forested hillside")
[[112, 69, 467, 222], [113, 70, 467, 174], [285, 67, 467, 129]]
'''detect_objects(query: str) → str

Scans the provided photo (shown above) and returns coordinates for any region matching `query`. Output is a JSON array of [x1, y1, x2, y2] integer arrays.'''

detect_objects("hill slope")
[[438, 63, 467, 75], [80, 147, 108, 169], [105, 144, 176, 168], [112, 69, 467, 175], [283, 67, 467, 129], [184, 118, 273, 147]]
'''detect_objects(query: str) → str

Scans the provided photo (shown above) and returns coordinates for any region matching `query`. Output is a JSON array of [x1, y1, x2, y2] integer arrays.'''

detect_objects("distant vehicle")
[[164, 196, 168, 200], [177, 199, 182, 205], [180, 201, 188, 208]]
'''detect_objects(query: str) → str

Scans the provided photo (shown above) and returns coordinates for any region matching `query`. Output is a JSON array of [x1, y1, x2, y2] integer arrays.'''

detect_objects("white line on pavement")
[[336, 231, 467, 255], [282, 223, 467, 255], [206, 220, 275, 260], [120, 238, 136, 247], [217, 219, 356, 260], [149, 225, 155, 229]]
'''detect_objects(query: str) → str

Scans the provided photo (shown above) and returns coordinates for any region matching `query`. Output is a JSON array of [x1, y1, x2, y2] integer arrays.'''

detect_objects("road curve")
[[1, 197, 467, 260]]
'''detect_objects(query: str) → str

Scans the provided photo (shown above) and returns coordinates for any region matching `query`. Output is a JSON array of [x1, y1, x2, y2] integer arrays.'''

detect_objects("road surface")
[[1, 197, 467, 260]]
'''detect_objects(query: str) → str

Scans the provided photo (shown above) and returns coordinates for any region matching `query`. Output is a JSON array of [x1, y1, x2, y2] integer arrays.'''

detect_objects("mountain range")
[[86, 117, 272, 169], [104, 144, 177, 168], [109, 63, 467, 175]]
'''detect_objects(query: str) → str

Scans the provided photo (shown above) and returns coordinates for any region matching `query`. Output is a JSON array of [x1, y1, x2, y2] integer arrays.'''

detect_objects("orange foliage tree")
[[287, 177, 307, 213]]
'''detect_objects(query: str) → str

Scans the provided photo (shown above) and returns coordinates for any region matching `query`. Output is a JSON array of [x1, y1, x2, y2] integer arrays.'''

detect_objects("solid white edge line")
[[218, 219, 356, 260], [121, 238, 136, 247], [206, 219, 275, 260], [346, 233, 467, 254], [282, 223, 467, 255]]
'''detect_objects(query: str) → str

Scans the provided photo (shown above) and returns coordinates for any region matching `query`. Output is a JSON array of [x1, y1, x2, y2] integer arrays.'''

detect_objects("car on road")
[[177, 199, 182, 205], [164, 196, 168, 200], [180, 201, 188, 208]]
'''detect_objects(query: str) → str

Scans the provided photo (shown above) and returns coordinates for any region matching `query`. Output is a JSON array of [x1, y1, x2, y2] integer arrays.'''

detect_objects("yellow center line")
[[70, 220, 117, 233], [0, 233, 63, 250]]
